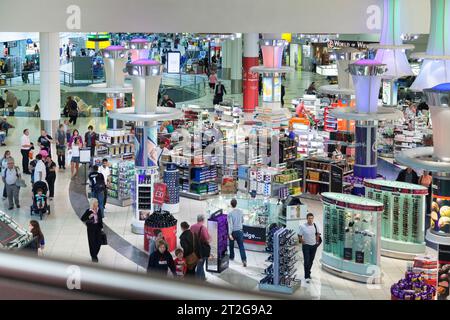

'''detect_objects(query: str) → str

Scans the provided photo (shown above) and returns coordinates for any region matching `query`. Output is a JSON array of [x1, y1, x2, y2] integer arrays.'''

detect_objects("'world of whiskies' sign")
[[0, 0, 430, 34]]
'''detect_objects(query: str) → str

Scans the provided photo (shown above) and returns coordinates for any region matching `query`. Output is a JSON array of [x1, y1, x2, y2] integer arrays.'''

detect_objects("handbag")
[[195, 226, 211, 259], [185, 232, 199, 269], [100, 230, 108, 246], [314, 223, 322, 246], [12, 166, 27, 188]]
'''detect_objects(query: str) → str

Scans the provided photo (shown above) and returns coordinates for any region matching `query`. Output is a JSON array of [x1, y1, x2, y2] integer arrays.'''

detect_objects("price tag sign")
[[153, 183, 167, 205]]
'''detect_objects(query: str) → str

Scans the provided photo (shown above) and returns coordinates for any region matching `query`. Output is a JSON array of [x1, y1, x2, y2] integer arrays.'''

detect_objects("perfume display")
[[364, 179, 427, 258], [321, 192, 383, 283], [259, 225, 300, 294]]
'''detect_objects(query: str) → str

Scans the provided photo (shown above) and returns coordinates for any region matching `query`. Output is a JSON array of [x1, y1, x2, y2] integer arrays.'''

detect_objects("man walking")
[[190, 214, 210, 281], [227, 198, 247, 267], [298, 213, 321, 283], [2, 159, 21, 210], [88, 165, 106, 218]]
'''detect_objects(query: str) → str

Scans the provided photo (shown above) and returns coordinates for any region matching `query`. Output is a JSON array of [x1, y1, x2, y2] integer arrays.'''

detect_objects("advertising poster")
[[438, 244, 450, 300], [134, 127, 158, 167], [167, 51, 181, 74], [273, 76, 281, 102], [262, 77, 272, 102]]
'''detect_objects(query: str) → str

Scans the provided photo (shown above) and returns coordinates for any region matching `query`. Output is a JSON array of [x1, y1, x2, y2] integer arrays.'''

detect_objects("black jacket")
[[147, 250, 176, 275], [81, 209, 103, 229], [215, 84, 226, 96], [179, 229, 194, 257], [396, 169, 419, 184]]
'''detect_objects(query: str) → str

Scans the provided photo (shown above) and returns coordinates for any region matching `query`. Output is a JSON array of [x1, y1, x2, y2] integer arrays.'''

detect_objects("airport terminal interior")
[[0, 0, 450, 301]]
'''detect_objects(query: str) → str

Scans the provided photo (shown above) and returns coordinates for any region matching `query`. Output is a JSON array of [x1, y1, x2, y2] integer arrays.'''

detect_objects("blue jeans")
[[93, 191, 105, 218], [229, 230, 247, 262], [195, 258, 206, 280], [0, 133, 5, 144], [302, 244, 318, 279]]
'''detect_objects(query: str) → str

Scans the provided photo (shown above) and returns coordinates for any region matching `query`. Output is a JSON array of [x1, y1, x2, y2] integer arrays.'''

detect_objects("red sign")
[[243, 57, 259, 113], [152, 183, 167, 205]]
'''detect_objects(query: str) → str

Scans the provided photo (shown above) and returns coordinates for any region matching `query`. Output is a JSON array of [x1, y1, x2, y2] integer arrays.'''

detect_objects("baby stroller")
[[30, 180, 51, 220]]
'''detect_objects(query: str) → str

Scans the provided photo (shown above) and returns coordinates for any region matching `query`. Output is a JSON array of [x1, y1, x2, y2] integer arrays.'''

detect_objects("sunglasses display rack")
[[259, 225, 300, 294], [321, 192, 383, 284], [364, 179, 427, 260]]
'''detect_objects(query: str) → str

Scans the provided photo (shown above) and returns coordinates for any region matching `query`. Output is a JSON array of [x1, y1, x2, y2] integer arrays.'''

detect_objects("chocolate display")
[[391, 272, 436, 300]]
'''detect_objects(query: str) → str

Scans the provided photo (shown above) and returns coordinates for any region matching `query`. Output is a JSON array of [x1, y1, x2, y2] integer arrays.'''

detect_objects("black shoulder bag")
[[313, 223, 322, 246]]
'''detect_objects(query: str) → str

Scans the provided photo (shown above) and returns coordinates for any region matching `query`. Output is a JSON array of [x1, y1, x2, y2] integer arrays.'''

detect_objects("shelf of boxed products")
[[96, 131, 135, 157]]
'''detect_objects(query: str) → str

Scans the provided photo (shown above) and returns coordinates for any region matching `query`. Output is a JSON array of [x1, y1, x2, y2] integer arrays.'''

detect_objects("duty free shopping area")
[[0, 0, 450, 302]]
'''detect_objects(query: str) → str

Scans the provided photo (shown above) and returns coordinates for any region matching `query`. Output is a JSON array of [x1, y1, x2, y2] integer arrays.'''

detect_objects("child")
[[174, 248, 187, 278], [35, 188, 47, 214]]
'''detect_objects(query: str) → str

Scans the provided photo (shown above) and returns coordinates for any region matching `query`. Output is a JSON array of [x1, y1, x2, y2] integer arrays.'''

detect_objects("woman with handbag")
[[68, 129, 83, 178], [81, 199, 104, 263], [2, 158, 24, 210], [179, 221, 198, 276], [1, 150, 13, 199]]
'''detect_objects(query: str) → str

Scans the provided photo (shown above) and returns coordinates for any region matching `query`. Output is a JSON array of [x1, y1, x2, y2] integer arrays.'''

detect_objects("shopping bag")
[[66, 149, 72, 163]]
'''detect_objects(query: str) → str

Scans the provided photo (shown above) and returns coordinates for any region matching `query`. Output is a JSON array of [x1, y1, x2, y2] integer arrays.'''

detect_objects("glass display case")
[[430, 177, 450, 238], [364, 179, 427, 259], [321, 192, 382, 283], [206, 194, 283, 252]]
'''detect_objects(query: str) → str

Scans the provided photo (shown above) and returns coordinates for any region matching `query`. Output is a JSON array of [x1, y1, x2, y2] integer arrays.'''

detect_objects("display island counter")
[[206, 194, 283, 252], [364, 179, 428, 260], [321, 192, 383, 284]]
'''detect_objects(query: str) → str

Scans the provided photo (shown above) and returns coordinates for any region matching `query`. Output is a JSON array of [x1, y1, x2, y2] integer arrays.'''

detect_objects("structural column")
[[230, 38, 243, 94], [39, 32, 61, 136], [221, 39, 231, 80], [243, 33, 259, 114]]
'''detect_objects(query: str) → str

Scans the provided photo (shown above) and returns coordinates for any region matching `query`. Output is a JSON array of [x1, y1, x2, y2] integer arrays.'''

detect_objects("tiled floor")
[[0, 70, 436, 299]]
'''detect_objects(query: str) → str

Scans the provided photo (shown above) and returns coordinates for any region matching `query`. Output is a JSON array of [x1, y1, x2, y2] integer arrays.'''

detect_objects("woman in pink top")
[[208, 72, 218, 93], [68, 129, 83, 178]]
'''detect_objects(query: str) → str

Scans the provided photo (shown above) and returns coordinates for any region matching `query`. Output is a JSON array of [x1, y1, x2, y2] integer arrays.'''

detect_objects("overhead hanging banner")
[[0, 0, 430, 34]]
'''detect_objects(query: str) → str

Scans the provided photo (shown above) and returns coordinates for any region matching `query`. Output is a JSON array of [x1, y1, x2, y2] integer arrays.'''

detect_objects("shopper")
[[84, 125, 97, 166], [4, 90, 18, 116], [148, 229, 165, 256], [25, 220, 45, 255], [45, 155, 57, 200], [81, 199, 104, 263], [0, 117, 14, 146], [298, 213, 321, 283], [227, 199, 247, 267], [20, 129, 33, 174], [98, 158, 110, 210], [55, 124, 67, 169], [161, 94, 176, 108], [0, 150, 12, 199], [191, 214, 211, 281], [63, 119, 71, 142], [208, 72, 218, 93], [147, 239, 177, 276], [66, 96, 79, 125], [174, 248, 187, 278], [33, 154, 46, 183], [213, 81, 226, 105], [37, 129, 53, 159], [88, 165, 106, 218], [2, 159, 21, 210], [396, 167, 419, 184], [68, 129, 83, 177], [281, 83, 286, 106], [179, 221, 197, 275]]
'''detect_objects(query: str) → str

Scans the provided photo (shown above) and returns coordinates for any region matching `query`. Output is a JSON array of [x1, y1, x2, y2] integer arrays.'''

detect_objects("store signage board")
[[243, 225, 266, 245], [0, 0, 429, 34], [79, 148, 91, 164], [167, 52, 181, 74]]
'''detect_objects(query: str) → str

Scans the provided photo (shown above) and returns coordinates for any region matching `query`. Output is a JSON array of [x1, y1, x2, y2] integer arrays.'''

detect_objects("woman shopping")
[[25, 220, 45, 255], [81, 199, 104, 263], [45, 155, 57, 200], [68, 129, 83, 178]]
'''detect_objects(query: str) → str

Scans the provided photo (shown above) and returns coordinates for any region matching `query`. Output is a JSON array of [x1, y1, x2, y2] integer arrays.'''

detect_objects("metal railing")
[[0, 250, 279, 300]]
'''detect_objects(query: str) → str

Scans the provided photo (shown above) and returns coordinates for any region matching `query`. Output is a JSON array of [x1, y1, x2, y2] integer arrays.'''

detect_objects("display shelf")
[[206, 210, 229, 273]]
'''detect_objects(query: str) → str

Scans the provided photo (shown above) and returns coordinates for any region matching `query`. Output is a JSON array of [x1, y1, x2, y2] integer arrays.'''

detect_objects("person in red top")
[[190, 214, 210, 281], [174, 248, 187, 278]]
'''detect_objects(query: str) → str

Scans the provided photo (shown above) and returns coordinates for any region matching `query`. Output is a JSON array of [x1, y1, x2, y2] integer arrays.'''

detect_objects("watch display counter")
[[364, 179, 427, 259], [321, 192, 383, 284]]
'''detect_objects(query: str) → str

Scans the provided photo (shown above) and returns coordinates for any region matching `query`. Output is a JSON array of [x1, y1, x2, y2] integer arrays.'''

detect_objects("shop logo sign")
[[66, 5, 81, 30], [366, 4, 381, 31]]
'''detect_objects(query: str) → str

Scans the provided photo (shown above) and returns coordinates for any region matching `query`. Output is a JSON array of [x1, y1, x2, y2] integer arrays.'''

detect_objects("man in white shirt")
[[98, 158, 110, 210], [21, 129, 32, 174], [298, 213, 321, 283], [155, 141, 171, 167], [33, 154, 47, 183]]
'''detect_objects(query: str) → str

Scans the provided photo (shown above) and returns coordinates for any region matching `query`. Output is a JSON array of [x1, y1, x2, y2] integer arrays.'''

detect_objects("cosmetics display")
[[134, 170, 158, 227], [391, 272, 436, 300], [290, 118, 326, 157], [206, 209, 229, 273], [0, 211, 34, 249], [144, 209, 178, 252], [98, 159, 135, 207], [364, 179, 427, 259], [259, 225, 300, 294], [321, 192, 383, 283], [162, 163, 180, 213]]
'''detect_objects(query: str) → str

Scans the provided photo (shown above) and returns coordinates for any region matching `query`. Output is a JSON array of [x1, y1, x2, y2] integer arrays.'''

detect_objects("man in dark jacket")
[[213, 81, 227, 105], [179, 221, 196, 275], [147, 240, 177, 276], [88, 166, 106, 217], [84, 125, 97, 166], [396, 167, 419, 184]]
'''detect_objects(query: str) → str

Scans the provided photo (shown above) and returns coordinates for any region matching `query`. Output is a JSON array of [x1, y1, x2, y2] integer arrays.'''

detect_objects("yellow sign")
[[282, 33, 292, 43]]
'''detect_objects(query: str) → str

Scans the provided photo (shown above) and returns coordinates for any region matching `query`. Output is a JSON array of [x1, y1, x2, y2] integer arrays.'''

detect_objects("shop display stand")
[[104, 158, 135, 207], [365, 179, 427, 259], [161, 163, 180, 214], [259, 227, 300, 294], [144, 208, 178, 252], [206, 209, 229, 273], [132, 167, 159, 234]]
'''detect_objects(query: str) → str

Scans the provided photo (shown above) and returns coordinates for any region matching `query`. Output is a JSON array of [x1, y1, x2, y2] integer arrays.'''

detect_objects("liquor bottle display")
[[364, 179, 427, 259], [321, 192, 383, 283], [259, 224, 300, 294], [144, 210, 178, 252]]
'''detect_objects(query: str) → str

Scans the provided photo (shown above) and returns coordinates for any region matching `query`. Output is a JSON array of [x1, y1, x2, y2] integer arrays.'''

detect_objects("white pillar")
[[39, 32, 61, 136], [230, 38, 243, 94], [221, 39, 232, 80]]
